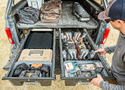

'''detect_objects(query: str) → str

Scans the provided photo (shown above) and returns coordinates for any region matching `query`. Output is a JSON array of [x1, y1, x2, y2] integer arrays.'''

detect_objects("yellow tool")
[[31, 63, 43, 68], [68, 34, 72, 42]]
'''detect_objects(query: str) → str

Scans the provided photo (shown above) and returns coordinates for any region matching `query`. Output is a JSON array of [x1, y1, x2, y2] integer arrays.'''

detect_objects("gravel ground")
[[0, 0, 119, 90]]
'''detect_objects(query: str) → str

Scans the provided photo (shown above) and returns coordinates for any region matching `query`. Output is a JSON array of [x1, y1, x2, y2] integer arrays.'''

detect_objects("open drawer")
[[2, 29, 56, 86], [59, 28, 116, 86]]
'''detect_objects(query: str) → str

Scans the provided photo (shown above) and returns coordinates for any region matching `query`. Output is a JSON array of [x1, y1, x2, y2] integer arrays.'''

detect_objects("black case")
[[72, 2, 90, 22]]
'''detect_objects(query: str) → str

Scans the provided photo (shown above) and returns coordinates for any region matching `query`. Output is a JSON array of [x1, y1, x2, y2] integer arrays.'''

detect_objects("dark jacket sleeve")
[[123, 53, 125, 62], [100, 81, 125, 90], [104, 45, 116, 54]]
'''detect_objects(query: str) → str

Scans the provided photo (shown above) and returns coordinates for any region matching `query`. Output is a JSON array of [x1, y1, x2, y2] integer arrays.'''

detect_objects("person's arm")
[[91, 74, 125, 90], [104, 45, 116, 54], [94, 45, 116, 55], [100, 81, 125, 90]]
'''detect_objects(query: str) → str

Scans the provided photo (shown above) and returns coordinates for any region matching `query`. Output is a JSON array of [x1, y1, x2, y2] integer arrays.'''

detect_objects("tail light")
[[100, 27, 111, 45], [5, 28, 15, 44]]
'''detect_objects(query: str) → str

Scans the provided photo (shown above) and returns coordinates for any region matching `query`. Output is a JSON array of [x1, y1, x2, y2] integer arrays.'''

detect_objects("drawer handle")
[[24, 81, 39, 85], [78, 81, 91, 85], [29, 51, 43, 56]]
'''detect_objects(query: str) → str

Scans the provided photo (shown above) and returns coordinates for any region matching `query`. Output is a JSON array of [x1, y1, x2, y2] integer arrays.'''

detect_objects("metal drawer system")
[[3, 0, 116, 86], [59, 29, 115, 86], [2, 28, 115, 86]]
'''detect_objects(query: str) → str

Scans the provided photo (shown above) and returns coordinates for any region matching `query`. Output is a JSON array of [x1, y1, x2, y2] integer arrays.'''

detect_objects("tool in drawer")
[[30, 63, 50, 77], [79, 37, 86, 49], [13, 63, 50, 77], [63, 35, 67, 41], [12, 63, 29, 77], [19, 70, 43, 77], [64, 61, 104, 78], [79, 63, 96, 71], [63, 36, 72, 59], [62, 50, 67, 61], [81, 71, 92, 77], [79, 49, 89, 59], [68, 49, 77, 59], [65, 32, 73, 42], [94, 62, 103, 75], [68, 34, 72, 42], [67, 66, 80, 74], [72, 52, 75, 59], [30, 70, 42, 77], [73, 37, 81, 59], [65, 62, 80, 77], [87, 50, 96, 59], [74, 32, 81, 41], [83, 38, 92, 50], [65, 63, 74, 71], [95, 67, 103, 75], [31, 63, 43, 68]]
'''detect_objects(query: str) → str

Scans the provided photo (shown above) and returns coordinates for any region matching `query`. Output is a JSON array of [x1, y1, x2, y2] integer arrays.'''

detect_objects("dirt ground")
[[0, 0, 119, 90]]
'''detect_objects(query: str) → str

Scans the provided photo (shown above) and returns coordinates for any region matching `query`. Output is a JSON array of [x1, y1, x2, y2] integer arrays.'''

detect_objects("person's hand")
[[94, 48, 106, 55], [90, 74, 104, 87]]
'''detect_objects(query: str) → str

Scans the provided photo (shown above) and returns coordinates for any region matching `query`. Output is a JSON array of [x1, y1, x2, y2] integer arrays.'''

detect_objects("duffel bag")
[[18, 7, 40, 24], [40, 0, 62, 23]]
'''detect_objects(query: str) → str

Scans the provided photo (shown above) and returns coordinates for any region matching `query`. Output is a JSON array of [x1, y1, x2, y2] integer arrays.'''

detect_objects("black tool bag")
[[12, 63, 29, 77], [40, 64, 50, 73], [72, 2, 90, 22], [17, 7, 40, 24]]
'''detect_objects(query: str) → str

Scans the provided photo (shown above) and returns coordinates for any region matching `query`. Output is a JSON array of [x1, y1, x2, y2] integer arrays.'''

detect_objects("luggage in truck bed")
[[17, 1, 98, 29]]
